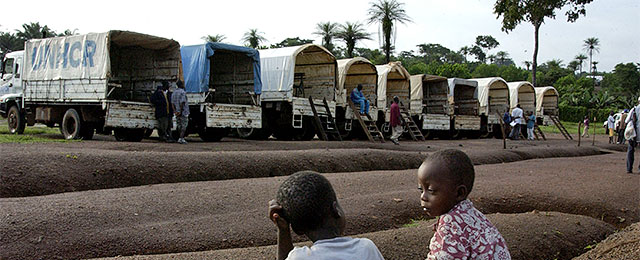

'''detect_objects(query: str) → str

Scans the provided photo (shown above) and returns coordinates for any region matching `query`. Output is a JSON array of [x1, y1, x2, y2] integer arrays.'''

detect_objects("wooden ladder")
[[348, 99, 384, 142], [533, 124, 546, 140], [309, 96, 342, 141], [549, 115, 572, 140], [400, 106, 425, 141]]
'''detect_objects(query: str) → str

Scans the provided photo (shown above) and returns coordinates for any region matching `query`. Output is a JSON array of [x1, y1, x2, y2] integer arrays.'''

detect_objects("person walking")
[[508, 104, 523, 140], [607, 111, 616, 144], [526, 111, 536, 140], [503, 111, 512, 136], [150, 81, 174, 142], [582, 116, 589, 138], [389, 96, 404, 145], [626, 97, 640, 173], [171, 80, 190, 144], [618, 109, 628, 144]]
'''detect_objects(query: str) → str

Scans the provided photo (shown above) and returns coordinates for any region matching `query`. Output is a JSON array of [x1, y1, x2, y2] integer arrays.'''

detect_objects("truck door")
[[0, 57, 15, 95]]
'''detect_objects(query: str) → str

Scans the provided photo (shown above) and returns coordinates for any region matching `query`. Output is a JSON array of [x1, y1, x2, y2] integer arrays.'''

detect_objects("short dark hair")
[[357, 84, 363, 90], [176, 80, 185, 88], [276, 171, 337, 234], [424, 149, 475, 194]]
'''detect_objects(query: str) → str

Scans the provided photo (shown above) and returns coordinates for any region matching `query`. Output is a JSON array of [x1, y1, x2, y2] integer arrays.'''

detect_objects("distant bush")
[[559, 105, 619, 123]]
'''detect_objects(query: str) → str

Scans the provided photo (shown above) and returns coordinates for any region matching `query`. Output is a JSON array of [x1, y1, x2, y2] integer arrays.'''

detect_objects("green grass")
[[0, 123, 74, 143], [402, 217, 428, 228], [539, 120, 608, 136]]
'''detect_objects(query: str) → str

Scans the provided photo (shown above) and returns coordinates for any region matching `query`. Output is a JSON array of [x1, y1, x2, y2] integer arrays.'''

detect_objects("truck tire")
[[61, 108, 83, 140], [199, 127, 228, 142], [80, 125, 95, 140], [7, 105, 25, 134], [237, 128, 271, 140]]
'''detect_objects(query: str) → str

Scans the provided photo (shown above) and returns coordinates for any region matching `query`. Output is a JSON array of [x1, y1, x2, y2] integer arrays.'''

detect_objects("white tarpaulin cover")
[[24, 33, 109, 80], [337, 57, 375, 92], [376, 62, 410, 106], [410, 74, 447, 101], [507, 81, 535, 109], [447, 78, 477, 97], [472, 77, 509, 115], [259, 44, 334, 101], [535, 86, 559, 113]]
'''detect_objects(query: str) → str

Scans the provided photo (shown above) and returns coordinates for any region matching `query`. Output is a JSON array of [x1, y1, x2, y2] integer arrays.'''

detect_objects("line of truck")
[[0, 30, 560, 142]]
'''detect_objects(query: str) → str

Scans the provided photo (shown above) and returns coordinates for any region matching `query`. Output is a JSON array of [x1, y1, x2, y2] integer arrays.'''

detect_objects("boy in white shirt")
[[269, 171, 385, 260]]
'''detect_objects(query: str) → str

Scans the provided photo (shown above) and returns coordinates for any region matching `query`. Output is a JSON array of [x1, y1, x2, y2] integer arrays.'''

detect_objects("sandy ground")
[[574, 222, 640, 260], [1, 152, 637, 260], [98, 211, 614, 260], [0, 135, 609, 198]]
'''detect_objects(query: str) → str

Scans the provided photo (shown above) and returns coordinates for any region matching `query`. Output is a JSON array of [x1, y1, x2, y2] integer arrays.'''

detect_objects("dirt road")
[[1, 152, 637, 260]]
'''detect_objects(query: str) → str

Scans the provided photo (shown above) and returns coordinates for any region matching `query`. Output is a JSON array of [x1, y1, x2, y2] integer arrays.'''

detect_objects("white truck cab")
[[0, 51, 24, 117]]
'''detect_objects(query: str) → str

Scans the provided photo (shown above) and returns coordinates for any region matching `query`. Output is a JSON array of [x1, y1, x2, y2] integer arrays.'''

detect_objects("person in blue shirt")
[[350, 84, 370, 116], [503, 111, 512, 137], [526, 111, 536, 140]]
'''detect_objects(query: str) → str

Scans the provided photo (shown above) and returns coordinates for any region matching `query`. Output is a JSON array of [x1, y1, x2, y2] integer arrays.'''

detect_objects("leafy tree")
[[472, 63, 500, 78], [416, 43, 463, 64], [583, 37, 600, 75], [313, 22, 339, 52], [494, 51, 514, 66], [475, 35, 500, 63], [470, 45, 486, 63], [270, 37, 314, 48], [367, 0, 412, 63], [601, 63, 640, 95], [242, 29, 267, 49], [459, 46, 471, 62], [567, 60, 580, 74], [0, 32, 22, 54], [575, 54, 587, 74], [499, 65, 529, 82], [355, 47, 387, 65], [335, 21, 372, 58], [407, 62, 427, 75], [494, 0, 594, 86], [202, 34, 226, 43], [436, 63, 471, 78]]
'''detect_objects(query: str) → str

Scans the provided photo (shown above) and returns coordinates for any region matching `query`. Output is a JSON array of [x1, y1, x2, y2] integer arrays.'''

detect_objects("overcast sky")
[[2, 0, 638, 72]]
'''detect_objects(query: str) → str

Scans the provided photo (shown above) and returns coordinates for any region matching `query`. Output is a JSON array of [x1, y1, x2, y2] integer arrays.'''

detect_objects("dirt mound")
[[1, 153, 635, 260], [574, 222, 640, 260], [94, 212, 614, 260], [0, 144, 602, 198]]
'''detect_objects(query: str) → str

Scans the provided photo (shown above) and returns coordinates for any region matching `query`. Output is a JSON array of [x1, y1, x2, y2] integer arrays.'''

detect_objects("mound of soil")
[[94, 211, 615, 260], [0, 142, 602, 198], [1, 153, 636, 260], [574, 222, 640, 260]]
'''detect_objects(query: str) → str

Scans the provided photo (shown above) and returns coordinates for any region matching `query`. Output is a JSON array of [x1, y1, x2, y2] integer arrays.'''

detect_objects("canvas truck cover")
[[535, 86, 559, 114], [337, 57, 376, 93], [507, 81, 535, 109], [376, 62, 410, 107], [259, 44, 335, 101], [410, 74, 448, 102], [24, 33, 110, 80], [472, 77, 509, 115], [337, 57, 377, 105], [181, 42, 262, 94]]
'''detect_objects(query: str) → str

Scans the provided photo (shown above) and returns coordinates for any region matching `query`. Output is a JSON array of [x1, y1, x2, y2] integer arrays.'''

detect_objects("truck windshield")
[[3, 58, 14, 74]]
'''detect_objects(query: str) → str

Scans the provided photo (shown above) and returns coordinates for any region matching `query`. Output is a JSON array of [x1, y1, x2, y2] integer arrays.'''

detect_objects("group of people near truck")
[[150, 80, 189, 144], [268, 149, 511, 260], [502, 104, 536, 141]]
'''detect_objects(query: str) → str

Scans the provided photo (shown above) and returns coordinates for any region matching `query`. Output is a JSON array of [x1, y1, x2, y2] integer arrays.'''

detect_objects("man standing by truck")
[[151, 81, 174, 142], [172, 80, 189, 144]]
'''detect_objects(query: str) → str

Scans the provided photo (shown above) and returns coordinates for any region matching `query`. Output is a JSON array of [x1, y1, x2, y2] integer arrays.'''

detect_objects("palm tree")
[[367, 0, 412, 63], [202, 34, 226, 43], [242, 29, 267, 49], [568, 60, 580, 74], [575, 54, 587, 74], [495, 51, 509, 64], [336, 22, 372, 58], [522, 61, 532, 71], [459, 46, 470, 63], [487, 54, 497, 64], [583, 37, 600, 75], [15, 22, 56, 40], [313, 22, 339, 52], [591, 61, 598, 74]]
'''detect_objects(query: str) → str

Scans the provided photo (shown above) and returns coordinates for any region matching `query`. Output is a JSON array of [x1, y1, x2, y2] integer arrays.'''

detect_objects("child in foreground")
[[269, 171, 385, 260], [418, 149, 511, 260]]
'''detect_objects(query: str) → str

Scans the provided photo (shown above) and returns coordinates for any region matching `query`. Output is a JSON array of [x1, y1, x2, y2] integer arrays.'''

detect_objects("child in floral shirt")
[[417, 149, 511, 260]]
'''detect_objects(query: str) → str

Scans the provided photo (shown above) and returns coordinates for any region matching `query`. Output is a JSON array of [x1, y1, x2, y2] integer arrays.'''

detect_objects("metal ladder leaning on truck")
[[0, 31, 182, 141]]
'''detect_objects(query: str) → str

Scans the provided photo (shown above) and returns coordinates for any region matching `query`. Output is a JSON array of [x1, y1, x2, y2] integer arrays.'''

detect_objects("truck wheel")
[[80, 125, 95, 140], [61, 108, 83, 140], [125, 129, 145, 142], [199, 127, 228, 142], [237, 128, 271, 140], [421, 129, 432, 140], [7, 105, 25, 134], [114, 129, 127, 141]]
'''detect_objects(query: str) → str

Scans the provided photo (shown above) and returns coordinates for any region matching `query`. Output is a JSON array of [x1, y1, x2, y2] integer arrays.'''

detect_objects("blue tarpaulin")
[[180, 42, 261, 94]]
